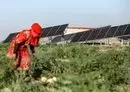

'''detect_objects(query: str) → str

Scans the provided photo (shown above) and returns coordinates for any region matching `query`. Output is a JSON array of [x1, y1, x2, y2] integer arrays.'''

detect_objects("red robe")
[[7, 30, 40, 71]]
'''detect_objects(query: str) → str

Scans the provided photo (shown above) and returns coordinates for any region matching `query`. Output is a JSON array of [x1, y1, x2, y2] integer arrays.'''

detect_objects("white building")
[[65, 26, 92, 34]]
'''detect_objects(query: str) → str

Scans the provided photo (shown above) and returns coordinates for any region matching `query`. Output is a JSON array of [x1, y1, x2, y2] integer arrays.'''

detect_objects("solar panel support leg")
[[127, 41, 129, 46], [107, 38, 109, 45], [121, 39, 124, 46]]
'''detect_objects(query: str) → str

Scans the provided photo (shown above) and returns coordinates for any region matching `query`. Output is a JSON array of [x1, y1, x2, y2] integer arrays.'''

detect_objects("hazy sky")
[[0, 0, 130, 42]]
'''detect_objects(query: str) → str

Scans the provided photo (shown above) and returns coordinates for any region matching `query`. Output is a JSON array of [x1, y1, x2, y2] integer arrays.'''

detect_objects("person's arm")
[[28, 38, 40, 58], [27, 45, 37, 59], [7, 31, 28, 58], [14, 31, 28, 52]]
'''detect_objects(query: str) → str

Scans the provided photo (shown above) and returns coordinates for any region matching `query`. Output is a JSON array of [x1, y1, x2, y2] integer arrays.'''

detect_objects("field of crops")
[[0, 43, 130, 92]]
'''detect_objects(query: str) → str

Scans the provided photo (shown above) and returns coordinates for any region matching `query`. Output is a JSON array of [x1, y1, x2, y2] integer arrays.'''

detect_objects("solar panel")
[[48, 26, 60, 36], [78, 31, 91, 42], [41, 27, 52, 37], [96, 27, 111, 39], [123, 24, 130, 36], [71, 32, 84, 42], [86, 29, 93, 41], [63, 34, 75, 41], [87, 29, 101, 40], [41, 24, 68, 37], [55, 24, 68, 35], [114, 24, 128, 37], [52, 34, 75, 43], [51, 36, 62, 43], [105, 26, 118, 38], [3, 33, 18, 43]]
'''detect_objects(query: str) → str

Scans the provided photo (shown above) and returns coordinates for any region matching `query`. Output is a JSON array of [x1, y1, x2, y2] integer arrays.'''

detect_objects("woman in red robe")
[[7, 23, 43, 71]]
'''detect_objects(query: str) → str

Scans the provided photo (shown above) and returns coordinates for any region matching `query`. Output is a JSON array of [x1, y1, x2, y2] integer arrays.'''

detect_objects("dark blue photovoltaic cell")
[[41, 24, 68, 37], [3, 33, 18, 43], [87, 29, 100, 40], [123, 24, 130, 35], [41, 27, 52, 37], [63, 34, 75, 41], [51, 36, 62, 43], [55, 24, 68, 35], [114, 24, 128, 36], [96, 27, 110, 39], [105, 26, 118, 38], [78, 31, 91, 42], [52, 34, 75, 43], [48, 26, 60, 36], [71, 32, 84, 42]]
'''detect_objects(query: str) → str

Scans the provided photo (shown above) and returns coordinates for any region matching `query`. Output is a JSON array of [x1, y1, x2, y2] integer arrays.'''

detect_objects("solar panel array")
[[70, 24, 130, 43], [3, 24, 68, 43], [70, 26, 111, 42], [3, 23, 130, 43]]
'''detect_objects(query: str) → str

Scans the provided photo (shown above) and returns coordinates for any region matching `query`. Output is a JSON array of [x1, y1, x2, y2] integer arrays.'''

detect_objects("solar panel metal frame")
[[118, 35, 130, 40]]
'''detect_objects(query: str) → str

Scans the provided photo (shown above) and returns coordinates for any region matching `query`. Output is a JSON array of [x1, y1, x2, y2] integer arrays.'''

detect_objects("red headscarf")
[[31, 23, 43, 37]]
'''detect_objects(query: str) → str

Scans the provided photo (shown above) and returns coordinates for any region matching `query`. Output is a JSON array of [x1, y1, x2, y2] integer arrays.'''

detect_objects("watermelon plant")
[[0, 43, 130, 92]]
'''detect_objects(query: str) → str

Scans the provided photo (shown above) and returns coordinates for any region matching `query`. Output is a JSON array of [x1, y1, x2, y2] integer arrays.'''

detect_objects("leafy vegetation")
[[0, 43, 130, 92]]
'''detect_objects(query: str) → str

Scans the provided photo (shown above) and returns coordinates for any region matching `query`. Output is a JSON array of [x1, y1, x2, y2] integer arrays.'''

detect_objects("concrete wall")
[[86, 37, 130, 45]]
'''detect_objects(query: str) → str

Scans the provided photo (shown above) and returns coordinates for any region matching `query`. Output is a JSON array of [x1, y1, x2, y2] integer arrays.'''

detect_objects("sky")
[[0, 0, 130, 42]]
